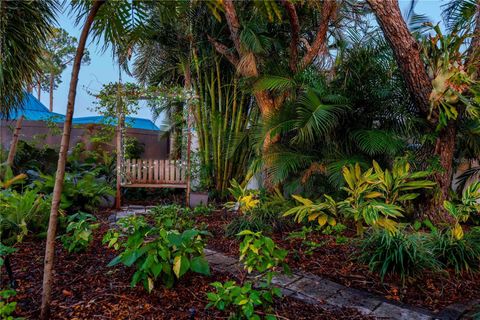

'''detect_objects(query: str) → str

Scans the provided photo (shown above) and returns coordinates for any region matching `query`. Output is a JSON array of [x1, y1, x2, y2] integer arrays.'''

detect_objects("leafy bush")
[[0, 289, 22, 320], [0, 189, 50, 244], [207, 231, 288, 319], [226, 193, 292, 237], [283, 194, 338, 228], [103, 216, 210, 291], [206, 281, 281, 320], [428, 227, 480, 274], [225, 179, 260, 214], [238, 230, 289, 277], [12, 140, 58, 175], [193, 204, 214, 216], [149, 204, 194, 231], [33, 171, 114, 212], [342, 160, 434, 235], [359, 228, 439, 282], [444, 181, 480, 224], [60, 212, 99, 253]]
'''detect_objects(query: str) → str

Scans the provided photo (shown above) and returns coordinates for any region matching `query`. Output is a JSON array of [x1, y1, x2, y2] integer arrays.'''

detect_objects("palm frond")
[[442, 0, 478, 31], [351, 129, 405, 156], [456, 166, 480, 194], [0, 0, 58, 117]]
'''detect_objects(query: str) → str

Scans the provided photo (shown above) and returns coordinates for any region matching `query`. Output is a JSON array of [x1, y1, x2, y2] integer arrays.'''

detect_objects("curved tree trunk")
[[6, 115, 24, 167], [40, 1, 105, 318]]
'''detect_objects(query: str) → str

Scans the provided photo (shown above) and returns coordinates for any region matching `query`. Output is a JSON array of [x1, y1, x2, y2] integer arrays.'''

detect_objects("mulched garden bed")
[[196, 209, 480, 313], [9, 212, 368, 319]]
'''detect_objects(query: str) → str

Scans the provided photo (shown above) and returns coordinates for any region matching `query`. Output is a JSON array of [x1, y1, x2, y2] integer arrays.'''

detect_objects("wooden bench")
[[121, 159, 187, 188]]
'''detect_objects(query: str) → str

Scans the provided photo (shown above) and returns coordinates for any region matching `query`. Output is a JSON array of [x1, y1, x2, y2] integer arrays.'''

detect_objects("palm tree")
[[0, 0, 57, 116], [0, 1, 57, 168], [40, 1, 152, 316]]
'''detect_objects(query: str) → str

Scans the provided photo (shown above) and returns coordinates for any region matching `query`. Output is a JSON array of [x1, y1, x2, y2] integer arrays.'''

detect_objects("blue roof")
[[7, 93, 65, 122], [5, 94, 159, 131], [72, 116, 160, 131]]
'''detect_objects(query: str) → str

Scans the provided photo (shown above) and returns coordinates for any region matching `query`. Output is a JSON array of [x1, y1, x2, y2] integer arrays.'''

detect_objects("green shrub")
[[60, 212, 99, 253], [226, 214, 272, 238], [226, 205, 291, 237], [428, 227, 480, 274], [359, 228, 439, 282], [0, 189, 50, 244], [34, 172, 114, 213], [283, 194, 339, 229], [238, 230, 289, 277], [193, 204, 214, 216], [206, 281, 281, 320], [103, 216, 210, 292], [207, 231, 288, 320], [149, 204, 193, 231], [0, 289, 22, 320]]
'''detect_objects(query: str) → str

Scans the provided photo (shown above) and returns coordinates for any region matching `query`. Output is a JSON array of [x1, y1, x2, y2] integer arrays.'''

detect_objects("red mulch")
[[197, 210, 480, 313], [10, 214, 368, 319]]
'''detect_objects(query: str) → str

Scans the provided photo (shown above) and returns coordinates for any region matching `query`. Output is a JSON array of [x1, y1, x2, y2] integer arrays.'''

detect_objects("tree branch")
[[283, 0, 300, 73], [222, 0, 242, 55], [300, 0, 336, 70], [207, 35, 240, 66]]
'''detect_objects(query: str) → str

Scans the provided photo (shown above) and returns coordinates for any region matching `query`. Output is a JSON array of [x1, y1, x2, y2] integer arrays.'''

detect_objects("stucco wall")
[[0, 120, 169, 159]]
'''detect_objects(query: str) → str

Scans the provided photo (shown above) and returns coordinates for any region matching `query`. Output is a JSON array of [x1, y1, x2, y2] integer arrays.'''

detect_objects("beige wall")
[[0, 119, 169, 159]]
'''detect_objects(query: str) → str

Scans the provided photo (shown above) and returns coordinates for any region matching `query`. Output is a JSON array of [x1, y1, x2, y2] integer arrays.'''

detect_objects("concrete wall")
[[0, 119, 169, 159]]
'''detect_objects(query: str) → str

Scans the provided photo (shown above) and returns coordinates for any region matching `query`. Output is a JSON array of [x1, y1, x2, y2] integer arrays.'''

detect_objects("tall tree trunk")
[[40, 2, 105, 318], [49, 72, 54, 112], [430, 121, 457, 216], [367, 0, 432, 117], [6, 115, 24, 167], [367, 0, 459, 223]]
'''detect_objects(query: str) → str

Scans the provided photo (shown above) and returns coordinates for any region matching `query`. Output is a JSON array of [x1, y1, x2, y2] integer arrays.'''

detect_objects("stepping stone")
[[129, 205, 146, 210], [371, 302, 433, 320], [271, 273, 302, 288], [116, 211, 134, 219], [325, 287, 383, 315], [285, 275, 344, 301], [206, 253, 238, 267]]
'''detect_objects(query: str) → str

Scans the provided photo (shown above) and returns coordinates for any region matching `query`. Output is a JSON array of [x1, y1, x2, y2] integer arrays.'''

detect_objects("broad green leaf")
[[190, 256, 210, 275], [173, 255, 190, 278]]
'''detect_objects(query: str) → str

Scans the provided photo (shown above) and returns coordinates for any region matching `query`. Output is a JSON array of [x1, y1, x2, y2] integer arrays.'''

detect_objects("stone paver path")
[[109, 206, 477, 320]]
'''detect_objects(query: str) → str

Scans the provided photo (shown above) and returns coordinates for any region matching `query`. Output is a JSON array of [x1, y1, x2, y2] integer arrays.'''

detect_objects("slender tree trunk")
[[6, 115, 24, 167], [40, 2, 105, 318], [49, 72, 54, 112]]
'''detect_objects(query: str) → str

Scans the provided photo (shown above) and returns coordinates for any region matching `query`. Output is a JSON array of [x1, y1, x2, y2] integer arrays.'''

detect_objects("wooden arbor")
[[114, 88, 194, 210]]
